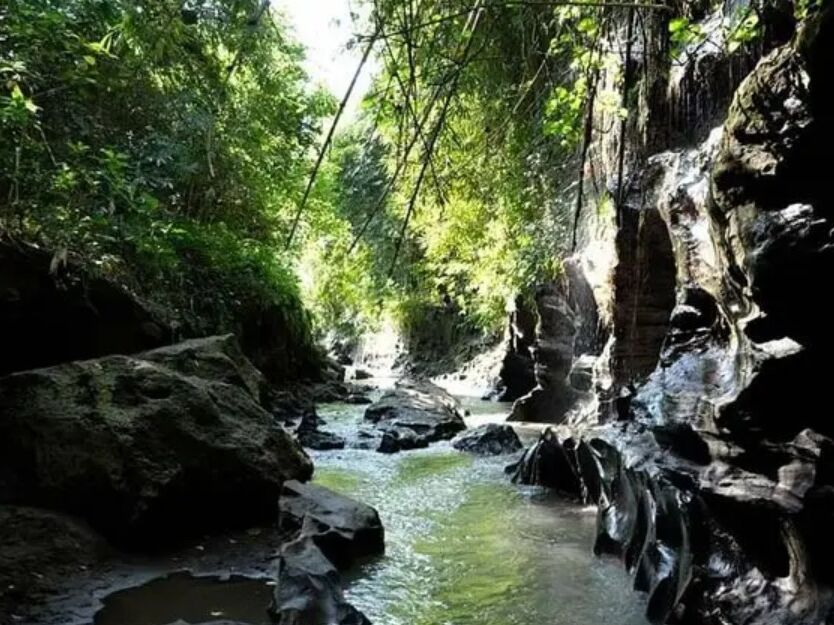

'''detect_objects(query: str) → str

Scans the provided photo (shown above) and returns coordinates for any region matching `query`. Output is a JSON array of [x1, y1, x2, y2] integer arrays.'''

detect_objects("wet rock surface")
[[0, 336, 312, 546], [452, 424, 522, 455], [508, 282, 579, 423], [270, 536, 372, 625], [278, 480, 384, 570], [0, 505, 112, 620], [508, 264, 601, 424], [508, 429, 583, 498], [4, 481, 383, 625], [0, 508, 298, 625], [531, 7, 834, 624], [363, 379, 466, 453], [492, 295, 537, 402]]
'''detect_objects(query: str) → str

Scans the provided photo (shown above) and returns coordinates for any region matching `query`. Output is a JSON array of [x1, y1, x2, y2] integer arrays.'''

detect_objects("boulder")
[[139, 334, 268, 405], [363, 379, 466, 453], [345, 393, 373, 405], [0, 344, 313, 545], [269, 536, 372, 625], [297, 429, 346, 451], [507, 428, 583, 497], [279, 480, 384, 570], [352, 368, 373, 381], [452, 424, 522, 455], [376, 429, 427, 454], [311, 380, 351, 403], [296, 413, 346, 451], [0, 239, 170, 377]]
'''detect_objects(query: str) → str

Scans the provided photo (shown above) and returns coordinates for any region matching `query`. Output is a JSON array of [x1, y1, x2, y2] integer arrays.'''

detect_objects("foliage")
[[794, 0, 826, 19], [669, 5, 763, 59], [5, 0, 789, 361], [300, 0, 581, 344], [0, 0, 332, 358]]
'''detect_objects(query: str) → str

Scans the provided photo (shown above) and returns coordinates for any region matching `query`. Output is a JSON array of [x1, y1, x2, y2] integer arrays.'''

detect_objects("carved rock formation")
[[492, 295, 537, 402], [516, 6, 834, 624]]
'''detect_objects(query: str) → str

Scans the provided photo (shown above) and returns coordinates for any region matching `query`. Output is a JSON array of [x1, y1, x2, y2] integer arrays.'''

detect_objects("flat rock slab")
[[452, 423, 522, 455], [279, 481, 384, 570], [363, 379, 466, 453]]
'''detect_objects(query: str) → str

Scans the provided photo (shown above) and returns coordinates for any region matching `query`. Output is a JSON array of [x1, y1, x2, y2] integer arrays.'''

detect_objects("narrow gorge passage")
[[3, 1, 834, 625], [82, 385, 649, 625]]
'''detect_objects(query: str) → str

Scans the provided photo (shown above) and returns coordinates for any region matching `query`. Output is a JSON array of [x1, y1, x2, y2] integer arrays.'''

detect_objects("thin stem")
[[285, 28, 380, 250]]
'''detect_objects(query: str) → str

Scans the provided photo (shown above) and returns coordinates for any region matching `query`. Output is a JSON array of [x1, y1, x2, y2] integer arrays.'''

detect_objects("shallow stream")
[[312, 397, 649, 625], [93, 393, 649, 625]]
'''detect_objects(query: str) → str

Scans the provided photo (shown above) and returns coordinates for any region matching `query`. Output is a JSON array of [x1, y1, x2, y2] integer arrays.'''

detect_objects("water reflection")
[[93, 573, 273, 625]]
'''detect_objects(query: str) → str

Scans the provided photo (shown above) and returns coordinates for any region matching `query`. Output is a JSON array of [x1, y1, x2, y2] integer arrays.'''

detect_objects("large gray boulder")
[[279, 480, 384, 570], [363, 379, 466, 453], [139, 334, 269, 406], [295, 413, 346, 451], [0, 338, 312, 545]]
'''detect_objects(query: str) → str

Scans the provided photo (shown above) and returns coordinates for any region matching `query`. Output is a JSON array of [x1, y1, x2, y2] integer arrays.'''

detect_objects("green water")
[[91, 397, 649, 625], [313, 401, 649, 625]]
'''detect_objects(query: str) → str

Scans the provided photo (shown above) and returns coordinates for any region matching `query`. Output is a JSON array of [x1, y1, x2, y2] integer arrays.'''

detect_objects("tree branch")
[[285, 27, 379, 250]]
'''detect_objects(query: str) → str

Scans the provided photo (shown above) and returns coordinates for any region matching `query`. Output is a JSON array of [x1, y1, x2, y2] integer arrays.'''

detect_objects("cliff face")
[[520, 3, 834, 624]]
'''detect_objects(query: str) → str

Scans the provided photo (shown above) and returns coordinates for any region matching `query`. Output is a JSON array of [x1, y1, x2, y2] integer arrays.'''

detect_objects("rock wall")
[[492, 295, 537, 402], [0, 239, 171, 376], [531, 3, 834, 624], [508, 263, 603, 423], [0, 238, 325, 384]]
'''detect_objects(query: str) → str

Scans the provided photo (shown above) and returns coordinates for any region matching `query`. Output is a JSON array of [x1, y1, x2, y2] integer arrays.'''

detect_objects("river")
[[310, 394, 649, 625], [92, 388, 649, 625]]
